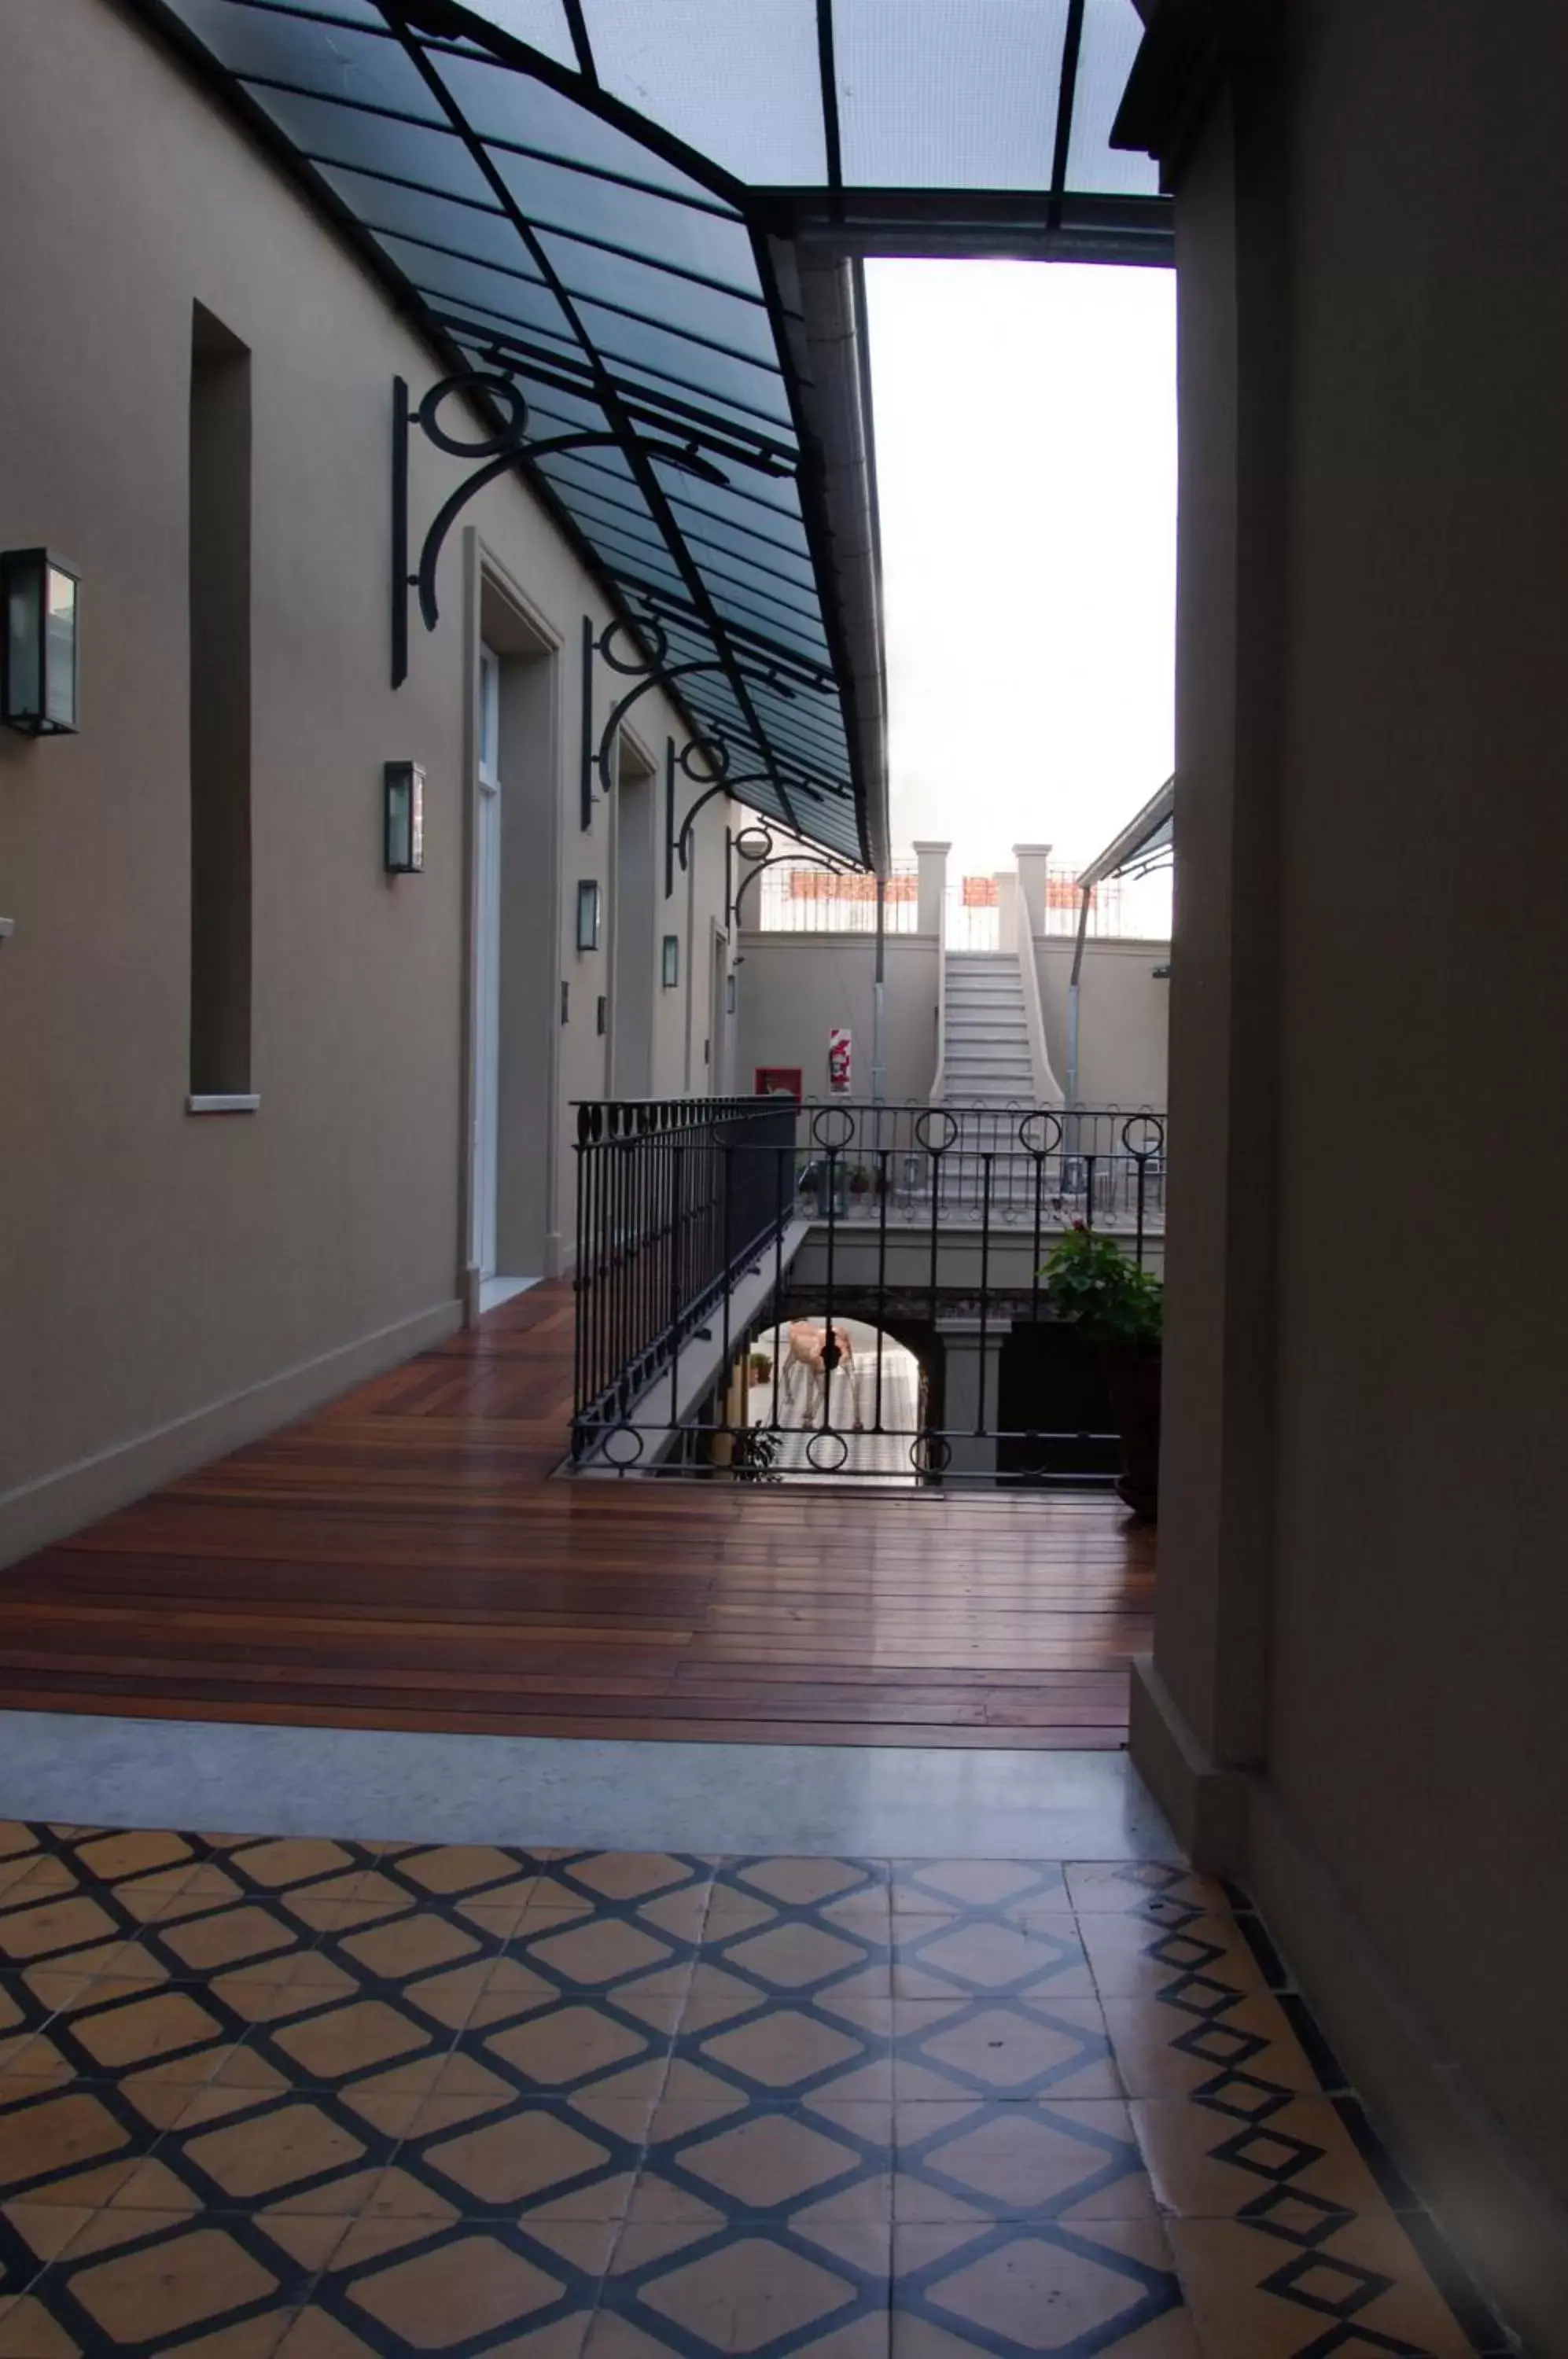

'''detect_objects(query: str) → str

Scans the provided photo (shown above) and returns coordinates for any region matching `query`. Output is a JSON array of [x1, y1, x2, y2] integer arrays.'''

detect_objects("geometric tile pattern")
[[0, 1829, 1505, 2357]]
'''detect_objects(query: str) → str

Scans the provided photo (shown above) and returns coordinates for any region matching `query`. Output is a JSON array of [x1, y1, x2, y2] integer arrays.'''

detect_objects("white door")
[[472, 646, 502, 1277]]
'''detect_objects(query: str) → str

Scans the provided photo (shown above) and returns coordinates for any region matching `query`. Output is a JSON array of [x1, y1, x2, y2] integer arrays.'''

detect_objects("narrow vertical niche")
[[189, 303, 252, 1097]]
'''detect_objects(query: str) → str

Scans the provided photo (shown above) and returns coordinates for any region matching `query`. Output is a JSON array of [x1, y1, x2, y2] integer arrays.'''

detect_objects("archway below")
[[747, 1316, 924, 1485]]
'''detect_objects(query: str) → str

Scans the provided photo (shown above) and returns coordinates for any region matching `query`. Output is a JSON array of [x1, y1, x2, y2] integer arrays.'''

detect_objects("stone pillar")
[[993, 873, 1018, 952], [936, 1316, 1012, 1479], [1012, 843, 1055, 940], [913, 841, 949, 937], [1115, 8, 1289, 1871]]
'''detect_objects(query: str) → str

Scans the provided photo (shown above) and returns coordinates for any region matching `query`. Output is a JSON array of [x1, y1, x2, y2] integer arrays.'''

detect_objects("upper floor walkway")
[[0, 1284, 1152, 1751]]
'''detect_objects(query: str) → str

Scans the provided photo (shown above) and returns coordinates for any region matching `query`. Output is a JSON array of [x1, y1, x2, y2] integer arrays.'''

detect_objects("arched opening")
[[743, 1316, 929, 1485]]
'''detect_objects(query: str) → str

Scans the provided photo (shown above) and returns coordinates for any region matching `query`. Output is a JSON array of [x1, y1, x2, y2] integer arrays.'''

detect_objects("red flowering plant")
[[1040, 1222, 1163, 1350]]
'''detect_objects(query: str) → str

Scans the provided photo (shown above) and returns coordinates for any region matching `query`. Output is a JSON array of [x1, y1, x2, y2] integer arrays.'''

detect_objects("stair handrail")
[[929, 879, 948, 1103], [1012, 869, 1066, 1105]]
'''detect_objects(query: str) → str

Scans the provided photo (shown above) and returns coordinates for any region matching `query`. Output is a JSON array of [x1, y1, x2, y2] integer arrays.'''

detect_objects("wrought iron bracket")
[[578, 615, 827, 889], [391, 366, 733, 689], [725, 819, 856, 932]]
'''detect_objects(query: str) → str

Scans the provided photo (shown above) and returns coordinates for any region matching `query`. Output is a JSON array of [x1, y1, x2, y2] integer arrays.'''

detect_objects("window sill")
[[186, 1093, 260, 1115]]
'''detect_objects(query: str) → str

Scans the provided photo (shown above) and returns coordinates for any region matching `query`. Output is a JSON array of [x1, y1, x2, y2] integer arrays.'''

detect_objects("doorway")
[[707, 922, 728, 1095], [468, 579, 557, 1313], [609, 733, 656, 1100], [472, 642, 503, 1292]]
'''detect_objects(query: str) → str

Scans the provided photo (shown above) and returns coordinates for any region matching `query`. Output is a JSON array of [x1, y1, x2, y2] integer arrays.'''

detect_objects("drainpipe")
[[1066, 883, 1091, 1168], [871, 874, 886, 1106]]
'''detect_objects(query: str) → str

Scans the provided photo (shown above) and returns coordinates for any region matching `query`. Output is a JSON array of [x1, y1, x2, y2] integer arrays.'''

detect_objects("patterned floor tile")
[[889, 1865, 1069, 1922], [1099, 1989, 1323, 2105], [892, 2217, 1192, 2358], [668, 1998, 894, 2107], [600, 2220, 891, 2359], [1166, 2211, 1478, 2356], [890, 1919, 1094, 2004], [892, 1999, 1120, 2103], [1063, 1867, 1229, 1919], [1130, 2092, 1391, 2228], [1077, 1916, 1267, 2006], [637, 2100, 893, 2226], [893, 2102, 1156, 2225], [400, 2092, 652, 2218], [0, 1832, 1498, 2359]]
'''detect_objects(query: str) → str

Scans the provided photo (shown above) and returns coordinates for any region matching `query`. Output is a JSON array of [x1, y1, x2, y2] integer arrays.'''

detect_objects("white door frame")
[[470, 642, 502, 1278]]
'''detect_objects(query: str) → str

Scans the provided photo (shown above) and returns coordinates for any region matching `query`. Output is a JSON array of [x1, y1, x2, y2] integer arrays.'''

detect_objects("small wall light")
[[661, 934, 679, 988], [725, 972, 737, 1014], [384, 760, 425, 873], [2, 550, 80, 735], [576, 878, 602, 951], [596, 993, 607, 1036]]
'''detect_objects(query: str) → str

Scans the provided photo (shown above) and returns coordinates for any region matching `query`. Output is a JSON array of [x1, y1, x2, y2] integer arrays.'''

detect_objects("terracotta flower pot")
[[1098, 1342, 1162, 1519]]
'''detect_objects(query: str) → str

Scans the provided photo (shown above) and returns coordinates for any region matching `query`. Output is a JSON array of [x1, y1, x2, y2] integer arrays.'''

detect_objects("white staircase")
[[940, 951, 1035, 1103]]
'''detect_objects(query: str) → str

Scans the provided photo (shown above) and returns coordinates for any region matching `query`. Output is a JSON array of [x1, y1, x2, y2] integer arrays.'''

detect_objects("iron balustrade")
[[571, 1099, 1165, 1481], [572, 1095, 797, 1458]]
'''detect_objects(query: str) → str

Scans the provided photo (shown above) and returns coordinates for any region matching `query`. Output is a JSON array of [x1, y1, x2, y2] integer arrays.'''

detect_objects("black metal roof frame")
[[128, 0, 1173, 870]]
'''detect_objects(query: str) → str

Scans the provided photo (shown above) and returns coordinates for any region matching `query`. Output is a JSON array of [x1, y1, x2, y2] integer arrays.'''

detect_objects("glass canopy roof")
[[142, 0, 1168, 867]]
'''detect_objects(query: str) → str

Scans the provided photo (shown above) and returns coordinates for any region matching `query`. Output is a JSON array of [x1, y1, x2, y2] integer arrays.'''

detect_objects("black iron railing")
[[572, 1095, 797, 1456], [570, 1099, 1165, 1481]]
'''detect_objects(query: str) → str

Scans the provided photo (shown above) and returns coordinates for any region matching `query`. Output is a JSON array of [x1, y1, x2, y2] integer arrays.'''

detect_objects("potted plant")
[[748, 1350, 773, 1385], [848, 1163, 873, 1205], [1040, 1223, 1163, 1518]]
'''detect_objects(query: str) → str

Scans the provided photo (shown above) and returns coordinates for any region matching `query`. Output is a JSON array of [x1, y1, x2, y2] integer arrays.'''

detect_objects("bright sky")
[[866, 259, 1176, 874]]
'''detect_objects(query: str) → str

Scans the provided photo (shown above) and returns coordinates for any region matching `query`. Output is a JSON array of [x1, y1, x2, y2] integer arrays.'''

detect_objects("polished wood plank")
[[0, 1283, 1154, 1744]]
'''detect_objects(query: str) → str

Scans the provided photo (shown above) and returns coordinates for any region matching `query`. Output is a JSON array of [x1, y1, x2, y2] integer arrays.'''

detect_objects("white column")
[[936, 1315, 1013, 1479], [1012, 842, 1055, 940], [913, 840, 950, 936]]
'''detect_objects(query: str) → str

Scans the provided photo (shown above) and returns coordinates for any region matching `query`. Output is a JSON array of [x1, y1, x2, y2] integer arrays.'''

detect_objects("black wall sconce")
[[596, 994, 607, 1036], [576, 878, 602, 951], [725, 972, 737, 1014], [2, 549, 80, 735], [384, 760, 425, 873], [661, 935, 679, 988]]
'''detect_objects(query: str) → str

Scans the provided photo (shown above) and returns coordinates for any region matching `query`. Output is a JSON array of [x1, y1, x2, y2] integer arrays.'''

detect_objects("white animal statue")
[[780, 1319, 859, 1427]]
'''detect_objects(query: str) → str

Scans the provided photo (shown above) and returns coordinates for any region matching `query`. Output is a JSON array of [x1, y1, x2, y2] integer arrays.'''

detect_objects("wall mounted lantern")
[[596, 994, 607, 1036], [661, 935, 679, 988], [725, 972, 737, 1014], [2, 550, 80, 736], [576, 878, 602, 951], [383, 760, 425, 873]]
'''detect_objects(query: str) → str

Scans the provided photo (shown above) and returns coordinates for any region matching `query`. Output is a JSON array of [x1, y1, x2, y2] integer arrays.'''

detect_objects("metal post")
[[871, 875, 887, 1106], [1066, 881, 1091, 1189]]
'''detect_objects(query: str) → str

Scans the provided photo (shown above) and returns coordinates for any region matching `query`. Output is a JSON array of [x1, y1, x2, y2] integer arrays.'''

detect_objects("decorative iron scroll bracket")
[[577, 613, 834, 892], [391, 366, 737, 690], [725, 818, 856, 932]]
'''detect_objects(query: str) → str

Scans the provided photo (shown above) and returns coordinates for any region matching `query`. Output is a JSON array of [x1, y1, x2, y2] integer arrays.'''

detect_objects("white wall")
[[0, 0, 727, 1559], [735, 935, 940, 1102]]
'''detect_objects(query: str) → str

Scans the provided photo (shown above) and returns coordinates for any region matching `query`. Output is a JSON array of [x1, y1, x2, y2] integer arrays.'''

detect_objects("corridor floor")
[[0, 1286, 1150, 1748], [0, 1825, 1506, 2357]]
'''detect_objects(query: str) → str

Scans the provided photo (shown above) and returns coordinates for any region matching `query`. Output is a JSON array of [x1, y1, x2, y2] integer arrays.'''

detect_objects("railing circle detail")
[[804, 1429, 849, 1474], [1016, 1110, 1064, 1157], [914, 1108, 959, 1154], [808, 1106, 856, 1153]]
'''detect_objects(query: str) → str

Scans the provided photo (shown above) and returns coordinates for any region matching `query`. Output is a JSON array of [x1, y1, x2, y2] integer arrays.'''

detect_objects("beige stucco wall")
[[1035, 939, 1169, 1108], [1269, 0, 1568, 2284], [1138, 0, 1568, 2339], [0, 0, 727, 1559], [734, 935, 940, 1102], [736, 932, 1166, 1110]]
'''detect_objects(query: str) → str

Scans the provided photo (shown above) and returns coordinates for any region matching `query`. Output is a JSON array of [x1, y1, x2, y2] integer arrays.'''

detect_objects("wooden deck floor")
[[0, 1285, 1153, 1746]]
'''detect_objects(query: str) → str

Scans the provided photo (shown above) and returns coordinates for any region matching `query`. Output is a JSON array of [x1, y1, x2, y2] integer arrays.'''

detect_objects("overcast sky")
[[866, 259, 1176, 875]]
